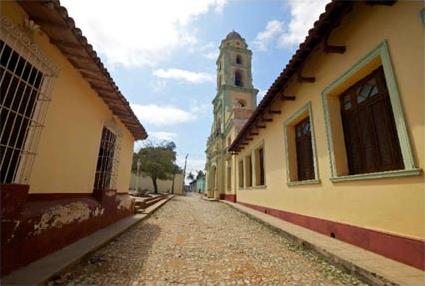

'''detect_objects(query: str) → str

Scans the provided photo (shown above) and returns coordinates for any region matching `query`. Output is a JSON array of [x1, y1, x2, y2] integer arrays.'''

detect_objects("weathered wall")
[[130, 173, 184, 194], [1, 193, 134, 275], [234, 2, 424, 268], [1, 1, 139, 275]]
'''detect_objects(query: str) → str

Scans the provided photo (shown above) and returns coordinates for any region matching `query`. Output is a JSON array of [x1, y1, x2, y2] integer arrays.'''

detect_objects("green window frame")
[[252, 140, 266, 188], [321, 40, 421, 182], [283, 102, 320, 186]]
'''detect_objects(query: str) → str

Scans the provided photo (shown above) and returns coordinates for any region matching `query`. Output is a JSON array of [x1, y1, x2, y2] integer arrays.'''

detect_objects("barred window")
[[0, 17, 57, 184], [94, 127, 120, 190]]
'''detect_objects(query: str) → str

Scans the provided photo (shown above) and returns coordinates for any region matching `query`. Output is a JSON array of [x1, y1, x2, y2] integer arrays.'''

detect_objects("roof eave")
[[18, 0, 148, 140]]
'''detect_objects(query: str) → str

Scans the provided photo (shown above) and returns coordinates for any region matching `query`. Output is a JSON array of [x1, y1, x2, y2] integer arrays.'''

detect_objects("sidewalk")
[[221, 200, 424, 286], [201, 196, 218, 201], [2, 195, 174, 286]]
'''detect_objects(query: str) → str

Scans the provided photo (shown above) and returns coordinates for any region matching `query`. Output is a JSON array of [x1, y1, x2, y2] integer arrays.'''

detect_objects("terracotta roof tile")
[[18, 0, 147, 140], [230, 0, 396, 152]]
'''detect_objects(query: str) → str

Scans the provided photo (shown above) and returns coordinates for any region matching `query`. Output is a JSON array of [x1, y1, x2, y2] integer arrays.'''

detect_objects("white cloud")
[[278, 0, 328, 47], [150, 79, 167, 93], [212, 0, 227, 13], [61, 0, 228, 67], [204, 51, 219, 60], [176, 155, 206, 181], [257, 89, 267, 102], [193, 42, 218, 61], [149, 131, 178, 141], [130, 103, 195, 126], [153, 68, 214, 84], [190, 101, 210, 115], [186, 158, 206, 176], [253, 20, 283, 51]]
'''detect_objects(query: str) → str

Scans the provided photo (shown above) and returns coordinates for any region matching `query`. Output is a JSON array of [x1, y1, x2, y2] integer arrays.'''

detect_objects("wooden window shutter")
[[340, 66, 403, 175], [295, 118, 315, 181]]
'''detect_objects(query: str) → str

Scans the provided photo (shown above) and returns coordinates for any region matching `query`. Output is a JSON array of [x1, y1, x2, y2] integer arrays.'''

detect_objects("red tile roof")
[[18, 0, 147, 140], [229, 0, 395, 152]]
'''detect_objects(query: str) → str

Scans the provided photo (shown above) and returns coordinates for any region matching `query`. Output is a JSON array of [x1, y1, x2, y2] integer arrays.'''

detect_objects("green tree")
[[187, 172, 195, 182], [196, 170, 205, 180], [133, 141, 178, 193], [171, 163, 182, 194]]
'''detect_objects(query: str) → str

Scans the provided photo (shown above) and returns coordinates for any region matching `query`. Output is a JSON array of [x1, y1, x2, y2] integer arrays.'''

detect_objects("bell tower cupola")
[[214, 31, 258, 121], [216, 31, 254, 91]]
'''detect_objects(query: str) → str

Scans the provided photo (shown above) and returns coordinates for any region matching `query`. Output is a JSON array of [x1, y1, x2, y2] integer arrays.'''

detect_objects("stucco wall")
[[235, 2, 424, 240], [2, 2, 135, 194], [130, 173, 184, 194]]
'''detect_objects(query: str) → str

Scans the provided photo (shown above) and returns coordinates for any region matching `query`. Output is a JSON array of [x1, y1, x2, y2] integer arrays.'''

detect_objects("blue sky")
[[62, 0, 328, 175]]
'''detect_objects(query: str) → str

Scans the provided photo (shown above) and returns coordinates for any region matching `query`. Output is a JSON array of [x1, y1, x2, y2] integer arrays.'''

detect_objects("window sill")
[[288, 179, 321, 186], [330, 168, 422, 182]]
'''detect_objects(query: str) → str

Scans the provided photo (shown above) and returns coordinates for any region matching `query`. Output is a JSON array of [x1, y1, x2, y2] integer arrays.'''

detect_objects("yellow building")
[[227, 1, 424, 269], [0, 1, 147, 275]]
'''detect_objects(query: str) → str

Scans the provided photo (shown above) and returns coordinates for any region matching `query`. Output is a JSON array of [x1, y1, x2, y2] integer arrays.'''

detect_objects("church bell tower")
[[216, 31, 257, 115], [206, 31, 258, 200]]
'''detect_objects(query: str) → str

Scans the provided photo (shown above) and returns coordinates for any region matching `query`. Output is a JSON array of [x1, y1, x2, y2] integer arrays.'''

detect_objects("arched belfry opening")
[[235, 70, 243, 87], [236, 54, 242, 65]]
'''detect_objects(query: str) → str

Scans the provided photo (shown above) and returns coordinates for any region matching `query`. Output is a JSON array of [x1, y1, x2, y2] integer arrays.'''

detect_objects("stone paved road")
[[49, 194, 367, 285]]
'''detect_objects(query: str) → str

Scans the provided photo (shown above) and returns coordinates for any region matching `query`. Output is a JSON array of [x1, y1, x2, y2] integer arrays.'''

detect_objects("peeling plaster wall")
[[1, 195, 135, 275], [32, 201, 104, 235], [0, 1, 138, 276], [116, 195, 134, 211]]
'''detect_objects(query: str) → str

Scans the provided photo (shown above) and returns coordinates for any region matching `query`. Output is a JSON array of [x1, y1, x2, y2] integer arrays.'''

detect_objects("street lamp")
[[136, 158, 141, 195]]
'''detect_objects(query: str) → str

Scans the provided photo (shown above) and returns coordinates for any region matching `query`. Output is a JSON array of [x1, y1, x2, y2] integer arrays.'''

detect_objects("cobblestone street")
[[50, 194, 367, 285]]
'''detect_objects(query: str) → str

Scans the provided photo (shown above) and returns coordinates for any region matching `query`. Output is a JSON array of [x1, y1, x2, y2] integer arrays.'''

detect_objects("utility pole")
[[182, 154, 188, 195], [135, 158, 141, 194]]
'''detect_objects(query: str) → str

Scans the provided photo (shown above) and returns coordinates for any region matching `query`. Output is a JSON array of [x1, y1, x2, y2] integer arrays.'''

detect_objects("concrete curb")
[[2, 195, 175, 286], [201, 196, 218, 202], [221, 200, 424, 286]]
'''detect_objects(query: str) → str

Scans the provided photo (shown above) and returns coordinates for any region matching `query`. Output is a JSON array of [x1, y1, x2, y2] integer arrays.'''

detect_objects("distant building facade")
[[205, 31, 258, 201], [1, 1, 146, 275], [188, 175, 206, 193], [196, 175, 206, 193], [225, 1, 424, 270]]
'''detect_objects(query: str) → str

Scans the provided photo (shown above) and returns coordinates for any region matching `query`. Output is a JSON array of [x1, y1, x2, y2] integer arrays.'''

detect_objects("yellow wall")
[[235, 2, 424, 240], [3, 2, 136, 194]]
